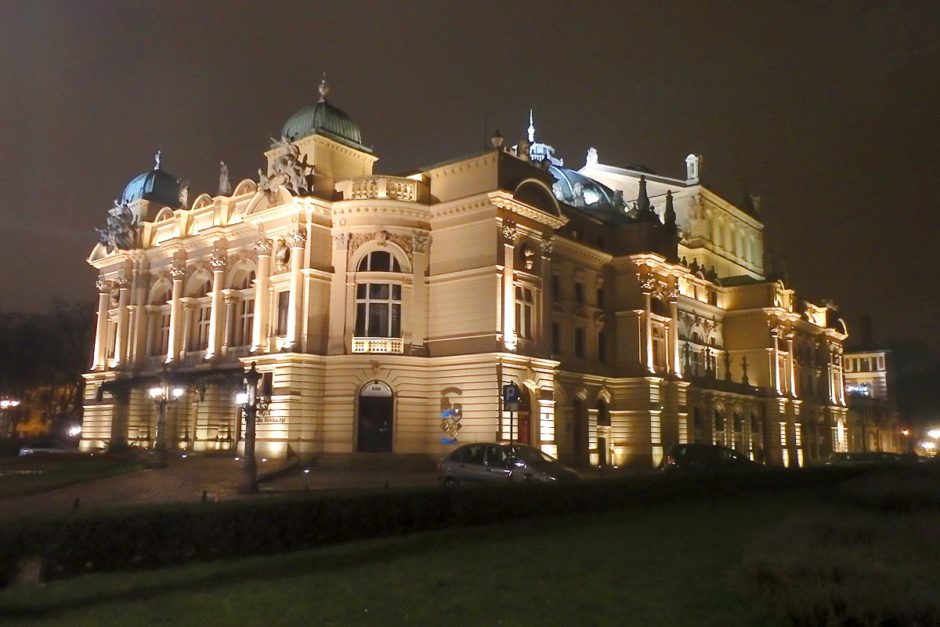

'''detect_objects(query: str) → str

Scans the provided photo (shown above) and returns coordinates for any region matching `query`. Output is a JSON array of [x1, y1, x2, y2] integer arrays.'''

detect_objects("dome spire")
[[318, 72, 330, 102], [527, 109, 536, 143]]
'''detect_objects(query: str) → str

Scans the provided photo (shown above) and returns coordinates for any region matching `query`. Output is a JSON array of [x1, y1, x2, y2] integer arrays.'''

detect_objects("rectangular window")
[[574, 282, 584, 304], [574, 327, 585, 358], [356, 281, 402, 338], [276, 291, 290, 336], [515, 286, 534, 339], [598, 330, 606, 363], [552, 322, 560, 354], [155, 311, 171, 356], [597, 287, 605, 308], [194, 304, 211, 350], [237, 299, 254, 346]]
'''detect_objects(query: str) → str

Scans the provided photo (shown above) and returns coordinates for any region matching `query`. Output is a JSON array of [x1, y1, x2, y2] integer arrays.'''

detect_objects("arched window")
[[355, 250, 404, 338], [596, 398, 610, 427]]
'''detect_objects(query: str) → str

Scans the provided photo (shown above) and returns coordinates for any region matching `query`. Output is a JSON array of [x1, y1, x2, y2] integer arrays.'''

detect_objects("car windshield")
[[509, 445, 556, 465]]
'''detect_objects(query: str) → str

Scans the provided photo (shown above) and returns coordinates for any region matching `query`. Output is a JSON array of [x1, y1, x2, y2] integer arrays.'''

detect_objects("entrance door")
[[357, 381, 393, 453]]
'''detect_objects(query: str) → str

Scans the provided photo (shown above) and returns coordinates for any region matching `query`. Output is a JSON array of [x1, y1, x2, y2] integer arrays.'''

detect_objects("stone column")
[[113, 276, 131, 367], [540, 238, 554, 354], [770, 326, 781, 395], [328, 233, 349, 354], [410, 231, 430, 354], [128, 263, 149, 366], [668, 282, 681, 377], [639, 274, 655, 373], [251, 237, 273, 353], [501, 219, 517, 351], [221, 289, 236, 354], [786, 332, 797, 397], [166, 255, 186, 364], [286, 227, 306, 350], [180, 299, 196, 357], [92, 278, 111, 370], [206, 249, 227, 359]]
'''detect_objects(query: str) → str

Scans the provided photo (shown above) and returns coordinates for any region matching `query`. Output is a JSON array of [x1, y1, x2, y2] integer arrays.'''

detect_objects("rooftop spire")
[[153, 150, 162, 170], [318, 72, 330, 102], [636, 175, 651, 216], [527, 109, 535, 143], [664, 190, 677, 229]]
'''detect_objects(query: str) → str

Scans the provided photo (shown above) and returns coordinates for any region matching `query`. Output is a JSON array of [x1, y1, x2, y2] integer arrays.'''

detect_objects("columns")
[[180, 299, 196, 357], [285, 228, 306, 350], [112, 276, 130, 367], [786, 333, 797, 396], [128, 262, 149, 366], [639, 274, 655, 373], [668, 282, 681, 377], [166, 254, 186, 364], [251, 237, 273, 353], [770, 326, 781, 395], [328, 233, 349, 354], [221, 290, 236, 354], [92, 278, 111, 370], [206, 248, 227, 359], [501, 219, 517, 351], [409, 231, 430, 354], [540, 237, 554, 354]]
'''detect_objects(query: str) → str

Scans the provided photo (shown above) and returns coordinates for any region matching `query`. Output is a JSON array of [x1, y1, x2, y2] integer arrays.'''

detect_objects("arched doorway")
[[357, 381, 394, 453], [515, 386, 539, 445]]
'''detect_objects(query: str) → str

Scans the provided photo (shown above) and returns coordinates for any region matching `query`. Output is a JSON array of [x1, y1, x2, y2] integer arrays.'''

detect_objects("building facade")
[[82, 82, 851, 468], [843, 347, 902, 453]]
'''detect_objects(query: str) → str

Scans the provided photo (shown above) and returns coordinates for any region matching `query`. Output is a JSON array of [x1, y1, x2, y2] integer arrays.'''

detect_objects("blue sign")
[[502, 383, 520, 404]]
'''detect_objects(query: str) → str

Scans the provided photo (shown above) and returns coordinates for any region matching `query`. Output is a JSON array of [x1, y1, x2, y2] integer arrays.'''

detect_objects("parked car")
[[439, 443, 579, 486], [824, 451, 922, 466], [18, 439, 73, 456], [661, 443, 763, 472]]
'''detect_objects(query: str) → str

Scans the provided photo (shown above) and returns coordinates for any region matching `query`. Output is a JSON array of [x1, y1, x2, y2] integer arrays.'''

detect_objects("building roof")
[[121, 151, 180, 207], [547, 164, 633, 224], [281, 77, 369, 152]]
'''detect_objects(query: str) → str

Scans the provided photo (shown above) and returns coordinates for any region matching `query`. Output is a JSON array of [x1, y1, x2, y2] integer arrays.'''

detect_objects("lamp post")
[[149, 367, 184, 469], [237, 363, 262, 494]]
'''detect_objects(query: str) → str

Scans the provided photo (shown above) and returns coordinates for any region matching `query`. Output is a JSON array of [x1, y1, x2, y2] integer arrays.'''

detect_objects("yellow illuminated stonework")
[[82, 88, 864, 468]]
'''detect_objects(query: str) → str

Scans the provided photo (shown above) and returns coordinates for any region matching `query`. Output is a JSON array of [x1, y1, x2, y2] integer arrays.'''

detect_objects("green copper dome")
[[281, 77, 369, 152], [121, 151, 181, 207]]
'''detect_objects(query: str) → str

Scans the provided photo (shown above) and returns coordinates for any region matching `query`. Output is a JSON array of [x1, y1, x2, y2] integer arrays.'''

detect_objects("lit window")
[[515, 286, 534, 339]]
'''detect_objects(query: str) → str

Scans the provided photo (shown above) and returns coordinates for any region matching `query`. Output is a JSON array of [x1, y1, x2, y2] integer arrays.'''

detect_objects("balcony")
[[351, 337, 404, 354], [337, 176, 429, 203]]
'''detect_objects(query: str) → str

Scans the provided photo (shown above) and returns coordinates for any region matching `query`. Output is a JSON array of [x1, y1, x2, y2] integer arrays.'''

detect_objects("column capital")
[[209, 251, 228, 272], [96, 278, 112, 294], [501, 219, 517, 244], [539, 236, 553, 259], [333, 232, 349, 251], [412, 230, 431, 254], [287, 227, 307, 249], [253, 237, 274, 256]]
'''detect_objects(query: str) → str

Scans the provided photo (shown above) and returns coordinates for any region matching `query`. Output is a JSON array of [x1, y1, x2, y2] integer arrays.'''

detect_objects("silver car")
[[438, 443, 579, 486]]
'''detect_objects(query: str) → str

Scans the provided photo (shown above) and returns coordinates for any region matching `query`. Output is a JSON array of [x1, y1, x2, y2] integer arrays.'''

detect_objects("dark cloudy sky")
[[1, 0, 938, 350]]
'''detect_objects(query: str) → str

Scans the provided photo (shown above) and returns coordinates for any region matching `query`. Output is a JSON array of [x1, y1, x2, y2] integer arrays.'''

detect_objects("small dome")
[[281, 79, 367, 151], [121, 151, 181, 207]]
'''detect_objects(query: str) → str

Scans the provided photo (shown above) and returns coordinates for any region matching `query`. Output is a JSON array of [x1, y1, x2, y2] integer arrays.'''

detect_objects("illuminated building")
[[82, 80, 852, 468], [843, 323, 902, 452]]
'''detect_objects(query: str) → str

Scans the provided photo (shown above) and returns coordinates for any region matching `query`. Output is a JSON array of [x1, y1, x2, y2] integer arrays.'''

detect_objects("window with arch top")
[[355, 250, 404, 338]]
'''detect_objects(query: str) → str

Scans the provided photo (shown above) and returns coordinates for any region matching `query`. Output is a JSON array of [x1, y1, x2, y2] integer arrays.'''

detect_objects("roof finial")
[[527, 109, 536, 143], [154, 150, 162, 170], [318, 72, 330, 102]]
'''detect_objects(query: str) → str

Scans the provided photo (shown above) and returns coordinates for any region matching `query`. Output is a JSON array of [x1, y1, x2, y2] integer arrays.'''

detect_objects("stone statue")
[[218, 161, 232, 195], [585, 147, 598, 166], [741, 355, 750, 385], [96, 200, 139, 253], [178, 180, 190, 208]]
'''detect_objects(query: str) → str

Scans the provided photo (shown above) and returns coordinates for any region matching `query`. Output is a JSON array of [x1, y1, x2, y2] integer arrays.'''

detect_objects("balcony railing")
[[351, 337, 404, 354], [337, 176, 429, 203]]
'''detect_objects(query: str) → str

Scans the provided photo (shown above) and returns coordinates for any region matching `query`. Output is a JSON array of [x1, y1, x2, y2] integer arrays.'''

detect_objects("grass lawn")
[[0, 489, 825, 626], [0, 454, 145, 499]]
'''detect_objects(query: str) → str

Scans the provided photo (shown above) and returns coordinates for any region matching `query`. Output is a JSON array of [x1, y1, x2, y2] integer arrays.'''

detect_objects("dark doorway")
[[357, 381, 393, 453], [572, 397, 588, 466]]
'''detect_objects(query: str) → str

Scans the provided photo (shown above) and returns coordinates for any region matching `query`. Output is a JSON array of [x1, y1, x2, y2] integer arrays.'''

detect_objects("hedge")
[[0, 466, 864, 586]]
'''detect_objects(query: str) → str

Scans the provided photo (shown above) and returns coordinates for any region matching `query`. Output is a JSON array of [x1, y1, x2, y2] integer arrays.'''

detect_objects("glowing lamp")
[[148, 387, 163, 399]]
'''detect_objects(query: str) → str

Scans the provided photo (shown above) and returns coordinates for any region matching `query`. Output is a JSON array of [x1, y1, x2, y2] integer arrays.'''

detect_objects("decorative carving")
[[375, 230, 389, 246], [333, 232, 349, 251], [95, 200, 138, 253], [169, 250, 187, 280], [253, 237, 274, 256], [209, 240, 227, 272], [521, 244, 535, 270], [412, 231, 430, 254], [501, 219, 517, 244], [387, 232, 413, 257], [96, 278, 111, 294], [539, 237, 554, 259], [349, 232, 375, 253], [287, 227, 307, 248], [638, 273, 656, 293], [666, 281, 680, 301], [261, 137, 313, 196]]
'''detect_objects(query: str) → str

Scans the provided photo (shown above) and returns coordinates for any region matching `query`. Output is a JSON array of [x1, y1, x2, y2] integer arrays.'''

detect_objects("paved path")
[[0, 455, 440, 520]]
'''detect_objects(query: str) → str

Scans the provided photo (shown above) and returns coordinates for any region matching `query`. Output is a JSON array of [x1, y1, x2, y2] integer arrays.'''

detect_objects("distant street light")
[[927, 428, 940, 439], [148, 367, 184, 469], [0, 398, 22, 438]]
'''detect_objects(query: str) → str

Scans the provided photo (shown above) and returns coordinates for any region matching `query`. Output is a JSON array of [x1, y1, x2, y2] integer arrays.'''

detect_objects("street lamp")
[[148, 367, 184, 469], [0, 398, 21, 438], [237, 362, 263, 494]]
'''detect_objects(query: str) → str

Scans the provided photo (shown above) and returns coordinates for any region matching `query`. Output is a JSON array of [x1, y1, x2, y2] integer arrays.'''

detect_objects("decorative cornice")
[[488, 192, 568, 229]]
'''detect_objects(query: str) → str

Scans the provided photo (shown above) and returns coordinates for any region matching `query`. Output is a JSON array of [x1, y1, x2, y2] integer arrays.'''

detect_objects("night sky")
[[1, 0, 938, 351]]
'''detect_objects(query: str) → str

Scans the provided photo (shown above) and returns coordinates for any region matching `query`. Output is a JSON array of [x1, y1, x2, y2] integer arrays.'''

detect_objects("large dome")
[[281, 78, 368, 151], [121, 152, 180, 207], [547, 164, 629, 221]]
